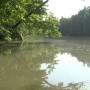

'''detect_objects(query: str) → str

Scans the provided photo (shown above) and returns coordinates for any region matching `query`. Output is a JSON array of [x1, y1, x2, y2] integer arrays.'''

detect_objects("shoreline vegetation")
[[59, 7, 90, 37], [1, 36, 90, 45], [0, 0, 61, 41]]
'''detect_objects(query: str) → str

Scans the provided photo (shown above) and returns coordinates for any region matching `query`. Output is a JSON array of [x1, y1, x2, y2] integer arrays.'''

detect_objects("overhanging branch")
[[12, 0, 49, 30]]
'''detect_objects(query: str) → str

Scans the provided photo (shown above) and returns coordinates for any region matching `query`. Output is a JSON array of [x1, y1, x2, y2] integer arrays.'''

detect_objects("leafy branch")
[[12, 0, 49, 30]]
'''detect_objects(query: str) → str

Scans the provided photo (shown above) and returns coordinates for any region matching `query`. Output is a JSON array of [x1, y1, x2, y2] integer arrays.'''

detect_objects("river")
[[0, 37, 90, 90]]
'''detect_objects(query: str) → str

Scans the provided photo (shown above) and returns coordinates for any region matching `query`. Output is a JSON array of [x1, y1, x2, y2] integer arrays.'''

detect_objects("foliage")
[[0, 0, 60, 41], [59, 7, 90, 36], [41, 13, 61, 38]]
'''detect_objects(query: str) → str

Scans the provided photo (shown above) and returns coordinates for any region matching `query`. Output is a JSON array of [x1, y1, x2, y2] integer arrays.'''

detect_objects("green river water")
[[0, 37, 90, 90]]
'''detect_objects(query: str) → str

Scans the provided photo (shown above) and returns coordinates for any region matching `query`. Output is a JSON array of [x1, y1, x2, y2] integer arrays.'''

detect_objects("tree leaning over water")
[[0, 0, 61, 41]]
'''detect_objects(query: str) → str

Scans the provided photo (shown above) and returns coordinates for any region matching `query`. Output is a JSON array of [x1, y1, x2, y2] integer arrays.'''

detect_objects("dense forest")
[[0, 0, 61, 41], [59, 7, 90, 36]]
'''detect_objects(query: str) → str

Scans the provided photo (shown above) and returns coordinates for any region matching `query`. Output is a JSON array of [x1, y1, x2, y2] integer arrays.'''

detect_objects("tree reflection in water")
[[44, 82, 84, 90], [0, 41, 89, 90], [0, 42, 59, 90]]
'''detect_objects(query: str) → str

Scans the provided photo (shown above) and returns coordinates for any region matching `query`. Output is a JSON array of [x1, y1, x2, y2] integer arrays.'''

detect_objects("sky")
[[47, 0, 90, 18]]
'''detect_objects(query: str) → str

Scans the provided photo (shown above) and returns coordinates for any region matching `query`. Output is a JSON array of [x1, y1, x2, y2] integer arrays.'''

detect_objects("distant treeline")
[[59, 7, 90, 36]]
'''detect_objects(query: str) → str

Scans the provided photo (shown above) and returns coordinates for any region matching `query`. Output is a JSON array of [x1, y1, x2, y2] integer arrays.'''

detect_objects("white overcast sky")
[[47, 0, 90, 18]]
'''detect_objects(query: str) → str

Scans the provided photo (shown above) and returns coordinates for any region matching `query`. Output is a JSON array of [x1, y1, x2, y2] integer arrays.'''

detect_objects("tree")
[[59, 6, 90, 37], [0, 0, 61, 41], [41, 13, 61, 38]]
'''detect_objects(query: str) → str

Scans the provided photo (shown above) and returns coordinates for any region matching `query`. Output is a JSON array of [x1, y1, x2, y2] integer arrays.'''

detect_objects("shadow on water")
[[0, 38, 90, 90]]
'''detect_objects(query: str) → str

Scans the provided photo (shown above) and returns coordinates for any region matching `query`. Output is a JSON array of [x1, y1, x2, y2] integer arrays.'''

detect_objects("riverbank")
[[1, 36, 90, 46]]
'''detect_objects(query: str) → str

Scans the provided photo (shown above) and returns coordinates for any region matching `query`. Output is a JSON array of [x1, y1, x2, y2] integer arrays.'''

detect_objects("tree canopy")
[[0, 0, 61, 41], [59, 7, 90, 36]]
